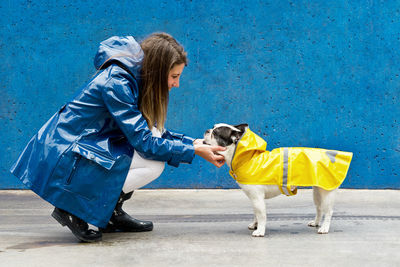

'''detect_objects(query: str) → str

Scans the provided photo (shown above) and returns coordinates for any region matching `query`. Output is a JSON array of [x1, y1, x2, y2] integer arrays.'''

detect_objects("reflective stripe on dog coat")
[[229, 129, 353, 196]]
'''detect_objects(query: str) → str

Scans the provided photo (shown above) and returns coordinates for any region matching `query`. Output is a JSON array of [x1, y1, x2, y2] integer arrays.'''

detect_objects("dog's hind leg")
[[309, 187, 337, 234], [317, 188, 337, 234], [308, 186, 323, 228]]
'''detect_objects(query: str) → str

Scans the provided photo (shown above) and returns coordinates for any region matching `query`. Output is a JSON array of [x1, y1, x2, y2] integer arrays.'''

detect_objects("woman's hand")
[[194, 141, 226, 168]]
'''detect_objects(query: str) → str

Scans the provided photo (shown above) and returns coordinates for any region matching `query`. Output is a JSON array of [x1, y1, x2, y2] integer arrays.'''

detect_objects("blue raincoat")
[[10, 36, 195, 228]]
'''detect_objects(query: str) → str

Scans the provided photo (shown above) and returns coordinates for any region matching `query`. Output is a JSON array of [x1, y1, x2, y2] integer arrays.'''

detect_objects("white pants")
[[122, 128, 165, 193]]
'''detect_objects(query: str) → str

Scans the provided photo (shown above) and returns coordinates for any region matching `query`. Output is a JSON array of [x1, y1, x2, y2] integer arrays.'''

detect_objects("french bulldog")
[[203, 123, 350, 237]]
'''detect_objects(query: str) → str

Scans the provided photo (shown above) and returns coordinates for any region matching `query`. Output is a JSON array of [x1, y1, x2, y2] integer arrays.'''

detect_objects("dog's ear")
[[234, 124, 248, 134], [231, 124, 248, 144]]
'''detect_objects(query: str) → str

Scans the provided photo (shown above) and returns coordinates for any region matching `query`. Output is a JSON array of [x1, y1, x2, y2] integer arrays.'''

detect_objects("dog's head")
[[203, 123, 248, 147], [203, 123, 248, 167]]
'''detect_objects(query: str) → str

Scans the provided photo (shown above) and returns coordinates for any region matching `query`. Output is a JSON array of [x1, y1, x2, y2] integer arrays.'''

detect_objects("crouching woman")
[[10, 33, 225, 242]]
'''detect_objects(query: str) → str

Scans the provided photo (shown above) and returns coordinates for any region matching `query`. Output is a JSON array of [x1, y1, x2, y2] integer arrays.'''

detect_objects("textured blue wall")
[[1, 0, 399, 189]]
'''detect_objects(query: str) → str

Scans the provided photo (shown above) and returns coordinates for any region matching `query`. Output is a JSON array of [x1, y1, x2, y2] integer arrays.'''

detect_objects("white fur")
[[238, 184, 337, 236], [205, 124, 338, 237]]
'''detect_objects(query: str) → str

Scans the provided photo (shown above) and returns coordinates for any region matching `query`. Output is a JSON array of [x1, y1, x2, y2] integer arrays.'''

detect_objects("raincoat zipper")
[[66, 155, 81, 185]]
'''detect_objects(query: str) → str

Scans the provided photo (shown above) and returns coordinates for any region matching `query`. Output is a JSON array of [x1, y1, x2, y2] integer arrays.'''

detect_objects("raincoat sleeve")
[[162, 129, 195, 145], [101, 76, 195, 167]]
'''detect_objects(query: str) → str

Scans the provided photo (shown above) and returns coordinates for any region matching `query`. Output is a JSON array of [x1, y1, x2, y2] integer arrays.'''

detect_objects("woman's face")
[[168, 63, 185, 91]]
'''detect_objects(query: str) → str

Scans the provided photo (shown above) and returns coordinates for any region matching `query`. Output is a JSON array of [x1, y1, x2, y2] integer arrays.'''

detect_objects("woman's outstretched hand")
[[193, 139, 226, 168]]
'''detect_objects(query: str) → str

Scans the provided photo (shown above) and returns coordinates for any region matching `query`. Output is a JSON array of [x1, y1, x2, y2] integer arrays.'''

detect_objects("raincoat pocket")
[[59, 144, 117, 201], [71, 143, 116, 170]]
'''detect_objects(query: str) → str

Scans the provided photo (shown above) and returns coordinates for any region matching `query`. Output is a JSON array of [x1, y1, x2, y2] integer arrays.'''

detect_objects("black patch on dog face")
[[212, 124, 247, 147], [212, 127, 235, 146]]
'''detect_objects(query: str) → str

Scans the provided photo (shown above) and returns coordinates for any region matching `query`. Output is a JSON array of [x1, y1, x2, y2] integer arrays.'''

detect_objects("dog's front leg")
[[248, 217, 258, 230], [248, 193, 267, 237], [240, 185, 267, 237]]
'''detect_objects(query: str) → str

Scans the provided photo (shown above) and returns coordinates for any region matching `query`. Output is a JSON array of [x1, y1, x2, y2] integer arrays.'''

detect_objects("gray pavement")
[[0, 189, 399, 267]]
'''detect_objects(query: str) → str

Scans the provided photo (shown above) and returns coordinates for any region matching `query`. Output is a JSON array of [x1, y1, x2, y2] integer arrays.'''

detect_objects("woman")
[[10, 33, 225, 242]]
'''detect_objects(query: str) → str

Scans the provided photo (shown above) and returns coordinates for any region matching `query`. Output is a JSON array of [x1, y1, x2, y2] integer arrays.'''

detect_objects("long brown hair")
[[139, 33, 187, 130]]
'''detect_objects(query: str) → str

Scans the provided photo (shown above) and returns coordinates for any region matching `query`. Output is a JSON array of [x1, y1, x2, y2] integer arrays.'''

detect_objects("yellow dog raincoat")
[[229, 128, 353, 196]]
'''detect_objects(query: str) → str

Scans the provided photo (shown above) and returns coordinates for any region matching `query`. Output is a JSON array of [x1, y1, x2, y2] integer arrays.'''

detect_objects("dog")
[[203, 123, 352, 237]]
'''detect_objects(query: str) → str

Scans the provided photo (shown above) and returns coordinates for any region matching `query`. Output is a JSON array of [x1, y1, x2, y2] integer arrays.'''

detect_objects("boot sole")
[[118, 224, 153, 232], [51, 209, 102, 243], [101, 224, 153, 233]]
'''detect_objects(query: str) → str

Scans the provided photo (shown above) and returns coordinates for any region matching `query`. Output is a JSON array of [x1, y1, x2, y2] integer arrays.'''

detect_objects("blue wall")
[[1, 0, 399, 189]]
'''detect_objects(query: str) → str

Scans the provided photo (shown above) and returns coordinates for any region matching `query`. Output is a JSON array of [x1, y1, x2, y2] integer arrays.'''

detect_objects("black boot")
[[51, 207, 102, 242], [101, 191, 153, 233]]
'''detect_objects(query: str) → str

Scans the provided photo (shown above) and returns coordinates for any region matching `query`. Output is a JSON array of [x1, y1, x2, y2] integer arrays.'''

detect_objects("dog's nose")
[[205, 129, 210, 134]]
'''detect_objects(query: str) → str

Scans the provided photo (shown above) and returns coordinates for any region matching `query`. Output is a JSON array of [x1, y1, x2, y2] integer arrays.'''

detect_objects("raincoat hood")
[[94, 36, 143, 78], [231, 128, 268, 167], [229, 128, 353, 196]]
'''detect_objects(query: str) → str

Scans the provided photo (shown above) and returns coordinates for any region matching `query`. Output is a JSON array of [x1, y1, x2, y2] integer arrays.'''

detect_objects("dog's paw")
[[317, 225, 330, 234], [308, 220, 319, 227], [248, 222, 258, 230], [252, 230, 265, 237]]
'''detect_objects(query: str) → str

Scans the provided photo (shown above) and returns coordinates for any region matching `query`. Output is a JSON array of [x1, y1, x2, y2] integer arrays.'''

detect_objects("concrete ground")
[[0, 189, 399, 267]]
